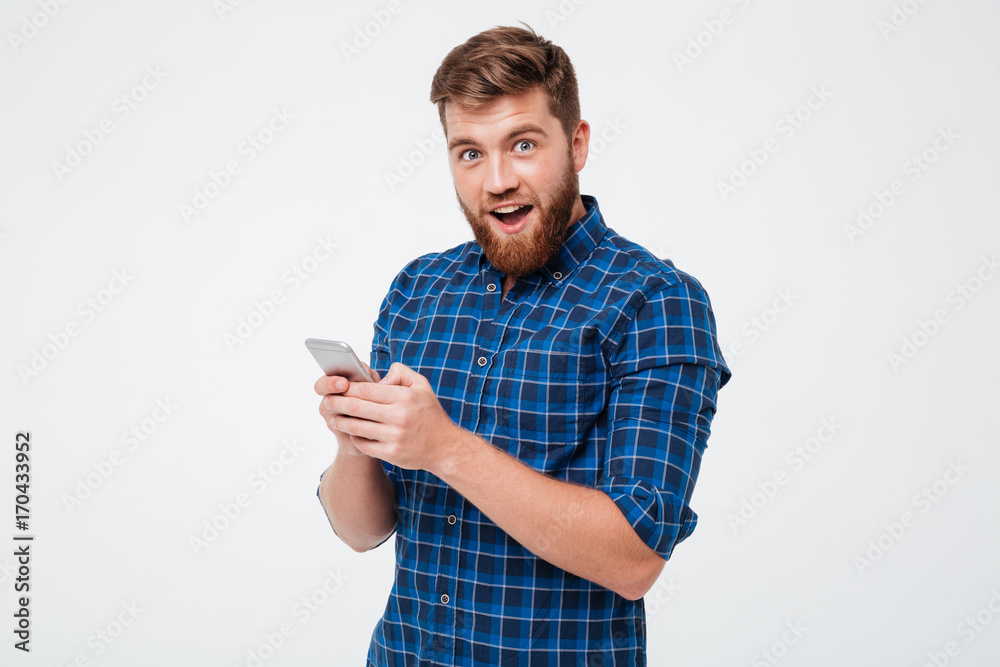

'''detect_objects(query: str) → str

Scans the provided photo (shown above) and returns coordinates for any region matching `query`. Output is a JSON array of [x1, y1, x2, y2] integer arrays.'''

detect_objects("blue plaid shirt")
[[345, 196, 729, 666]]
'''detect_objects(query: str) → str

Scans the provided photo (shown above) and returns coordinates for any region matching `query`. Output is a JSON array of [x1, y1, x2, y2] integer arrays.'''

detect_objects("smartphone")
[[304, 338, 374, 382]]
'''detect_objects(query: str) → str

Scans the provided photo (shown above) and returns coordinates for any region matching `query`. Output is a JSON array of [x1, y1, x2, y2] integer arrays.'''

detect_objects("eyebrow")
[[447, 123, 549, 151]]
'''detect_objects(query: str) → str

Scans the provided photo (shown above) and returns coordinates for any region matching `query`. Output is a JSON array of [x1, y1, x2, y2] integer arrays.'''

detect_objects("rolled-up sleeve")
[[597, 279, 730, 560]]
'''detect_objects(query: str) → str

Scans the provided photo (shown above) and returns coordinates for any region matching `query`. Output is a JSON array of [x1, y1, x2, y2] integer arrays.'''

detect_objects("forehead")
[[444, 87, 559, 141]]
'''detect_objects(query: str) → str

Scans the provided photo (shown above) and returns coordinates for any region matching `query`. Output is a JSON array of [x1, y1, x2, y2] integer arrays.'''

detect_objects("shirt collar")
[[478, 194, 607, 286], [545, 194, 605, 285]]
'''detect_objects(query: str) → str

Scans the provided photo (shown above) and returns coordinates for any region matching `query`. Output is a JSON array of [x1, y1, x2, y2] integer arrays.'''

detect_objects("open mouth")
[[490, 204, 534, 227]]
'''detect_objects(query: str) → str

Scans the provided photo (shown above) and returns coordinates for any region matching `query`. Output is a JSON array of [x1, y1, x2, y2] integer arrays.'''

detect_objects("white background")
[[2, 1, 998, 665]]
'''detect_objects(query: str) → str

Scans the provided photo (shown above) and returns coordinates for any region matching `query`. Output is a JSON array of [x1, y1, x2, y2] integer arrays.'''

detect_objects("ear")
[[571, 119, 590, 173]]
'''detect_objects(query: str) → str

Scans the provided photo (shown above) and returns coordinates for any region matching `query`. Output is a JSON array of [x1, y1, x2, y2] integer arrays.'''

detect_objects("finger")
[[383, 364, 432, 393], [326, 413, 378, 448], [380, 362, 419, 387], [349, 435, 384, 459], [325, 393, 393, 423], [340, 379, 410, 405], [319, 394, 356, 419], [330, 414, 393, 443], [379, 365, 399, 386], [314, 375, 349, 396]]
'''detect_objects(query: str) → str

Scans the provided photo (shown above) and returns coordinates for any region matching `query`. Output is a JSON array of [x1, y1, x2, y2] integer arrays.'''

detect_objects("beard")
[[456, 163, 580, 279]]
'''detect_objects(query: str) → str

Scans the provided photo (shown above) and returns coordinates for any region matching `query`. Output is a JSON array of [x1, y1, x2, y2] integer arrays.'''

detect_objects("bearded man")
[[315, 24, 731, 666]]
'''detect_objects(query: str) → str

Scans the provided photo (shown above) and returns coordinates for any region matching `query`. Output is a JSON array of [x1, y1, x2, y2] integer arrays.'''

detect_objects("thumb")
[[380, 362, 420, 387]]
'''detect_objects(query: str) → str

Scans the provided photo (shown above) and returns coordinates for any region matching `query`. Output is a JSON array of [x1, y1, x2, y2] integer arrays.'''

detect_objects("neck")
[[567, 195, 587, 231], [501, 274, 516, 299]]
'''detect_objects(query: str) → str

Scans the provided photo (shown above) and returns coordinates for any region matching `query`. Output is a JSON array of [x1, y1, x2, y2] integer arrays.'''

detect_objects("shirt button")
[[440, 594, 450, 604], [486, 283, 497, 292], [553, 271, 563, 280], [477, 356, 487, 367], [447, 514, 457, 525]]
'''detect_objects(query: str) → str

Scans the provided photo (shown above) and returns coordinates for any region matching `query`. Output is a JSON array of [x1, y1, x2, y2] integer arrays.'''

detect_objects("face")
[[445, 87, 590, 278]]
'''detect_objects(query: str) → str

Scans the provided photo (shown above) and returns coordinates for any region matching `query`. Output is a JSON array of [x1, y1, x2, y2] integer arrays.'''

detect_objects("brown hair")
[[429, 25, 580, 139]]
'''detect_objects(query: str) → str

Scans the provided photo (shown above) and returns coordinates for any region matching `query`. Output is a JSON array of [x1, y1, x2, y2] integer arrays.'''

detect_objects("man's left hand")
[[323, 362, 463, 473]]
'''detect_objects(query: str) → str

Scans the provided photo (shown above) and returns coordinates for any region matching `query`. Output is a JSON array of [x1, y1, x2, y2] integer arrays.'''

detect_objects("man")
[[315, 25, 730, 666]]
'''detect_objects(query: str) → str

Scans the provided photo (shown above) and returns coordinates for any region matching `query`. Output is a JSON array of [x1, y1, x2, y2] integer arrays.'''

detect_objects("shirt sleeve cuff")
[[598, 476, 698, 560]]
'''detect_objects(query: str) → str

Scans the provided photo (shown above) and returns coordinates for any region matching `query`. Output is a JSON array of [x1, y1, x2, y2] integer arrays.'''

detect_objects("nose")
[[484, 153, 518, 196]]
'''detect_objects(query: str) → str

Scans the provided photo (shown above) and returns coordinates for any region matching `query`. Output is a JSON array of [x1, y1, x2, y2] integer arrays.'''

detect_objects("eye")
[[460, 149, 481, 162], [514, 140, 534, 152]]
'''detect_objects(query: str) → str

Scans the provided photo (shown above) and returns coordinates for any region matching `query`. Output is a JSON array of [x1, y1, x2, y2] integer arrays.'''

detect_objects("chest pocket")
[[498, 339, 606, 472]]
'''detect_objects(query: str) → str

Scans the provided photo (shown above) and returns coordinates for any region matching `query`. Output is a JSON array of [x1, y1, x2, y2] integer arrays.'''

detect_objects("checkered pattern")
[[335, 196, 729, 666]]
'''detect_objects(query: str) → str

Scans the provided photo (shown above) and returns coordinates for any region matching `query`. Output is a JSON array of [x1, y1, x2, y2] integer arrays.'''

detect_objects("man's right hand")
[[315, 362, 382, 455]]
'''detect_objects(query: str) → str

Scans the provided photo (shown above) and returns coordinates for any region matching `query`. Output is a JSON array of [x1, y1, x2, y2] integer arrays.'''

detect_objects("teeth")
[[493, 204, 524, 214]]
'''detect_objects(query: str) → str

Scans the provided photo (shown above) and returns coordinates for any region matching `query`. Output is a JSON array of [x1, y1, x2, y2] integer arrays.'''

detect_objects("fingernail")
[[336, 380, 347, 392]]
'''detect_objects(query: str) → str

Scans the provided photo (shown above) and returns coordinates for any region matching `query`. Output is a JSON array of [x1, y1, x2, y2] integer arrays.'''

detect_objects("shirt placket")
[[432, 270, 519, 664]]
